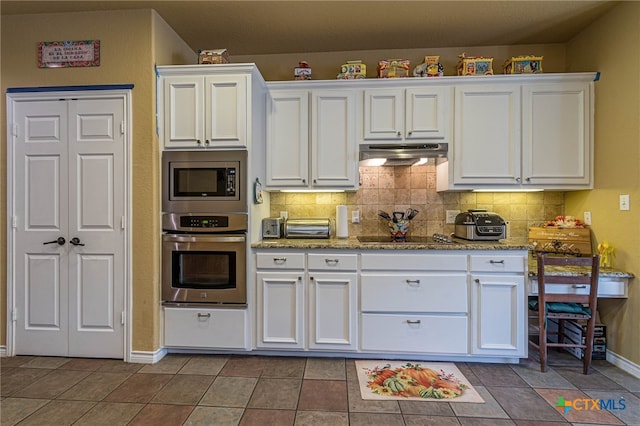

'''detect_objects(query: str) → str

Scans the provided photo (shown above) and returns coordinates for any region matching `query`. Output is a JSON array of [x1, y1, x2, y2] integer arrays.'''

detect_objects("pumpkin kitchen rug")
[[355, 360, 484, 403]]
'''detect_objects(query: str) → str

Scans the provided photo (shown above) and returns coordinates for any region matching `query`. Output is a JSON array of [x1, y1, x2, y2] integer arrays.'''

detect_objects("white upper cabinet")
[[437, 73, 596, 191], [157, 65, 257, 149], [311, 90, 357, 188], [266, 90, 309, 187], [521, 82, 591, 186], [265, 83, 358, 190], [452, 83, 522, 185], [363, 86, 451, 142]]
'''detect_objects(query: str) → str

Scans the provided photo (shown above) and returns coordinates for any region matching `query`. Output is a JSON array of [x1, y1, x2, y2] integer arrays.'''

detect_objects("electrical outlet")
[[619, 195, 630, 211], [446, 210, 461, 224], [352, 210, 360, 223], [584, 211, 592, 225]]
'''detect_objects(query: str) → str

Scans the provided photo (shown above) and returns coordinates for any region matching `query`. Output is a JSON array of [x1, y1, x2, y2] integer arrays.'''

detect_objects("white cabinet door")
[[363, 86, 451, 141], [205, 74, 247, 148], [266, 90, 309, 187], [471, 274, 526, 356], [311, 90, 358, 188], [161, 73, 247, 149], [163, 75, 205, 148], [256, 271, 305, 349], [454, 84, 521, 185], [522, 82, 592, 187], [405, 86, 451, 140], [363, 88, 403, 140], [308, 272, 358, 351]]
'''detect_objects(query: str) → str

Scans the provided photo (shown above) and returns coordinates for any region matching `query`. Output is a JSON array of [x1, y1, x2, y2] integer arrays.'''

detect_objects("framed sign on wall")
[[38, 40, 100, 68]]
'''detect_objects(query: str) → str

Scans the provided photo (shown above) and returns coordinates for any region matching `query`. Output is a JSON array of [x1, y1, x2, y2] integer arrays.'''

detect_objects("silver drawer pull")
[[406, 279, 421, 285], [325, 258, 339, 265], [572, 285, 588, 289], [197, 313, 211, 319], [273, 257, 287, 264], [406, 319, 422, 325], [489, 260, 505, 264]]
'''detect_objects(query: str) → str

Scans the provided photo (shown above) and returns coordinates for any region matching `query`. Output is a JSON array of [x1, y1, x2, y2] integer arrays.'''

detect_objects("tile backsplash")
[[268, 161, 564, 240]]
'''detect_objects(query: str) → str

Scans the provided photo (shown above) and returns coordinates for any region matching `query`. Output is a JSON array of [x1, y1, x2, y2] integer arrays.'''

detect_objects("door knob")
[[70, 237, 85, 246], [43, 237, 66, 246]]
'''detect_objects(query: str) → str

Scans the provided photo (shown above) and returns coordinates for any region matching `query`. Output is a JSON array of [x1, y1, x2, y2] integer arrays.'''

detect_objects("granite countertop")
[[527, 257, 634, 279], [251, 236, 532, 251]]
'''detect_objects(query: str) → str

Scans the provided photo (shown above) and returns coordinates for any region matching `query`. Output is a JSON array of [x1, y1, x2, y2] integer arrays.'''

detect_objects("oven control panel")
[[180, 215, 229, 229]]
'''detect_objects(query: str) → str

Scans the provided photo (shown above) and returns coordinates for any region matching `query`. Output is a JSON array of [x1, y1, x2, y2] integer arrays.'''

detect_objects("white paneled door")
[[10, 94, 126, 358]]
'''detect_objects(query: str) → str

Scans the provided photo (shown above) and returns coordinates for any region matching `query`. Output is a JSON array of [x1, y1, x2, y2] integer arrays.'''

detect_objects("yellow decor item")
[[457, 53, 493, 76], [337, 60, 367, 79], [503, 55, 543, 74], [597, 241, 615, 268], [378, 59, 410, 78]]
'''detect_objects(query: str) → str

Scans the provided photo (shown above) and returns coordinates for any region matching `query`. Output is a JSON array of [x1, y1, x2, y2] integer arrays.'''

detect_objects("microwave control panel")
[[180, 215, 230, 228], [226, 168, 236, 195]]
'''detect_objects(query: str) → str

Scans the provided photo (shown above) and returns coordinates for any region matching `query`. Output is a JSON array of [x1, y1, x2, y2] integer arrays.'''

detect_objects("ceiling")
[[1, 1, 619, 56]]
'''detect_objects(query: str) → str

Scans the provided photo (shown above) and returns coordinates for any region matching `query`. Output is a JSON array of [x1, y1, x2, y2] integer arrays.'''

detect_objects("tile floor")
[[1, 350, 639, 426]]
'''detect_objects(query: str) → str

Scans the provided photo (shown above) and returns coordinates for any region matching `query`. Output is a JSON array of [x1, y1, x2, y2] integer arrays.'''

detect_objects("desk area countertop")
[[527, 257, 634, 279]]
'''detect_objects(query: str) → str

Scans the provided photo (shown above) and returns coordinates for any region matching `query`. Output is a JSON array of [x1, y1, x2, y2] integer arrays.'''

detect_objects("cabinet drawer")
[[528, 277, 628, 298], [361, 313, 468, 354], [308, 253, 358, 271], [361, 253, 467, 271], [164, 307, 247, 349], [470, 255, 525, 273], [361, 274, 468, 313], [256, 252, 305, 269]]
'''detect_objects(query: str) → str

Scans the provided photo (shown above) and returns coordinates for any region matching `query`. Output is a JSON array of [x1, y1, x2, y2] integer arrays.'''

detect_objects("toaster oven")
[[454, 210, 506, 241]]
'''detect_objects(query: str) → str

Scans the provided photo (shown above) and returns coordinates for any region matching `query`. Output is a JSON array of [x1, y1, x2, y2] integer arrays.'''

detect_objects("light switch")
[[619, 195, 630, 211]]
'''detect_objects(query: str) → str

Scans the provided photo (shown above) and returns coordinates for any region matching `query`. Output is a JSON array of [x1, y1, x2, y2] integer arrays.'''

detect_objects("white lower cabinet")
[[470, 253, 527, 357], [164, 307, 248, 349], [359, 252, 469, 355], [361, 313, 468, 354], [256, 251, 358, 351]]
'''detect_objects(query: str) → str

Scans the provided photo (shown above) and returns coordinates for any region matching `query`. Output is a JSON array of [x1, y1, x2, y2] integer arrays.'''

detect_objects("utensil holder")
[[389, 219, 410, 242]]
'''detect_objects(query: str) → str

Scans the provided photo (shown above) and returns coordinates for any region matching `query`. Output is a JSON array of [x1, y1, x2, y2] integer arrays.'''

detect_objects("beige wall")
[[564, 2, 640, 365], [1, 9, 194, 352]]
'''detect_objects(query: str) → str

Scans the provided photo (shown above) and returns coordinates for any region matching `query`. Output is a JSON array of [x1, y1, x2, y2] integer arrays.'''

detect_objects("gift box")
[[413, 55, 444, 77], [378, 59, 410, 78], [337, 61, 367, 79], [503, 55, 543, 74], [198, 49, 229, 64], [457, 54, 493, 76]]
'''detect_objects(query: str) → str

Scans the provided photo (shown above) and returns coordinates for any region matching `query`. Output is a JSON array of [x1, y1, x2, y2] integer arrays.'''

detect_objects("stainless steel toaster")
[[262, 217, 283, 239]]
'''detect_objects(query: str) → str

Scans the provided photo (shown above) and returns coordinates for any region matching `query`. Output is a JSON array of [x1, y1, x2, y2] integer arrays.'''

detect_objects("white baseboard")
[[128, 348, 167, 364], [606, 349, 640, 379], [0, 346, 7, 357]]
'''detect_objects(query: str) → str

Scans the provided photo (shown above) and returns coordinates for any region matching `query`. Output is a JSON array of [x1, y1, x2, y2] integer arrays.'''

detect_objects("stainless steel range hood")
[[359, 143, 448, 166]]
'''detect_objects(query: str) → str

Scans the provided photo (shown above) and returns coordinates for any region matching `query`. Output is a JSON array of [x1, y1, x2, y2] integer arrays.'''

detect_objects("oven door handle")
[[162, 234, 246, 243]]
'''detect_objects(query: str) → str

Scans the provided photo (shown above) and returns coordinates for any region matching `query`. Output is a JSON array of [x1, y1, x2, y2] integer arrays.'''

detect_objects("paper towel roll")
[[336, 205, 348, 238]]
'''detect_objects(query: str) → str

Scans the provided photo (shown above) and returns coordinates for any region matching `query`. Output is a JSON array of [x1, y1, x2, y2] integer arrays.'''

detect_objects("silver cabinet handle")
[[515, 177, 521, 183], [325, 258, 339, 265], [405, 279, 421, 285], [273, 257, 287, 264], [197, 313, 211, 319], [572, 285, 587, 289], [489, 260, 505, 264], [406, 320, 421, 325]]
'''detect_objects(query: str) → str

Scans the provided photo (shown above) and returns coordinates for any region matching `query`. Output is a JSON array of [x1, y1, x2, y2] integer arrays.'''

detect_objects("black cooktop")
[[357, 234, 456, 244]]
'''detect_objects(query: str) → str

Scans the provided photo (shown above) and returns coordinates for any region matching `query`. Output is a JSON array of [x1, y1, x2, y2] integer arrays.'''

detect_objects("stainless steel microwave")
[[162, 150, 247, 213]]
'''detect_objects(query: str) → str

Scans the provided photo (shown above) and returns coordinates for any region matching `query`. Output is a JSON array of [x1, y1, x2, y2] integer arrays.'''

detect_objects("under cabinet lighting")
[[279, 189, 345, 193], [413, 158, 429, 166], [359, 158, 387, 167], [473, 189, 544, 192]]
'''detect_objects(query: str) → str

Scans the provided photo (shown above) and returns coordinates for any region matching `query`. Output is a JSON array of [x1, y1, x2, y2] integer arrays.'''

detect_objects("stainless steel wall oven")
[[162, 213, 247, 306]]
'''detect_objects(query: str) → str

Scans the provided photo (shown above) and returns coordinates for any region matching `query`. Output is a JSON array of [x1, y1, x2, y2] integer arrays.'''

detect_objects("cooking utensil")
[[378, 210, 392, 221], [407, 208, 419, 220]]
